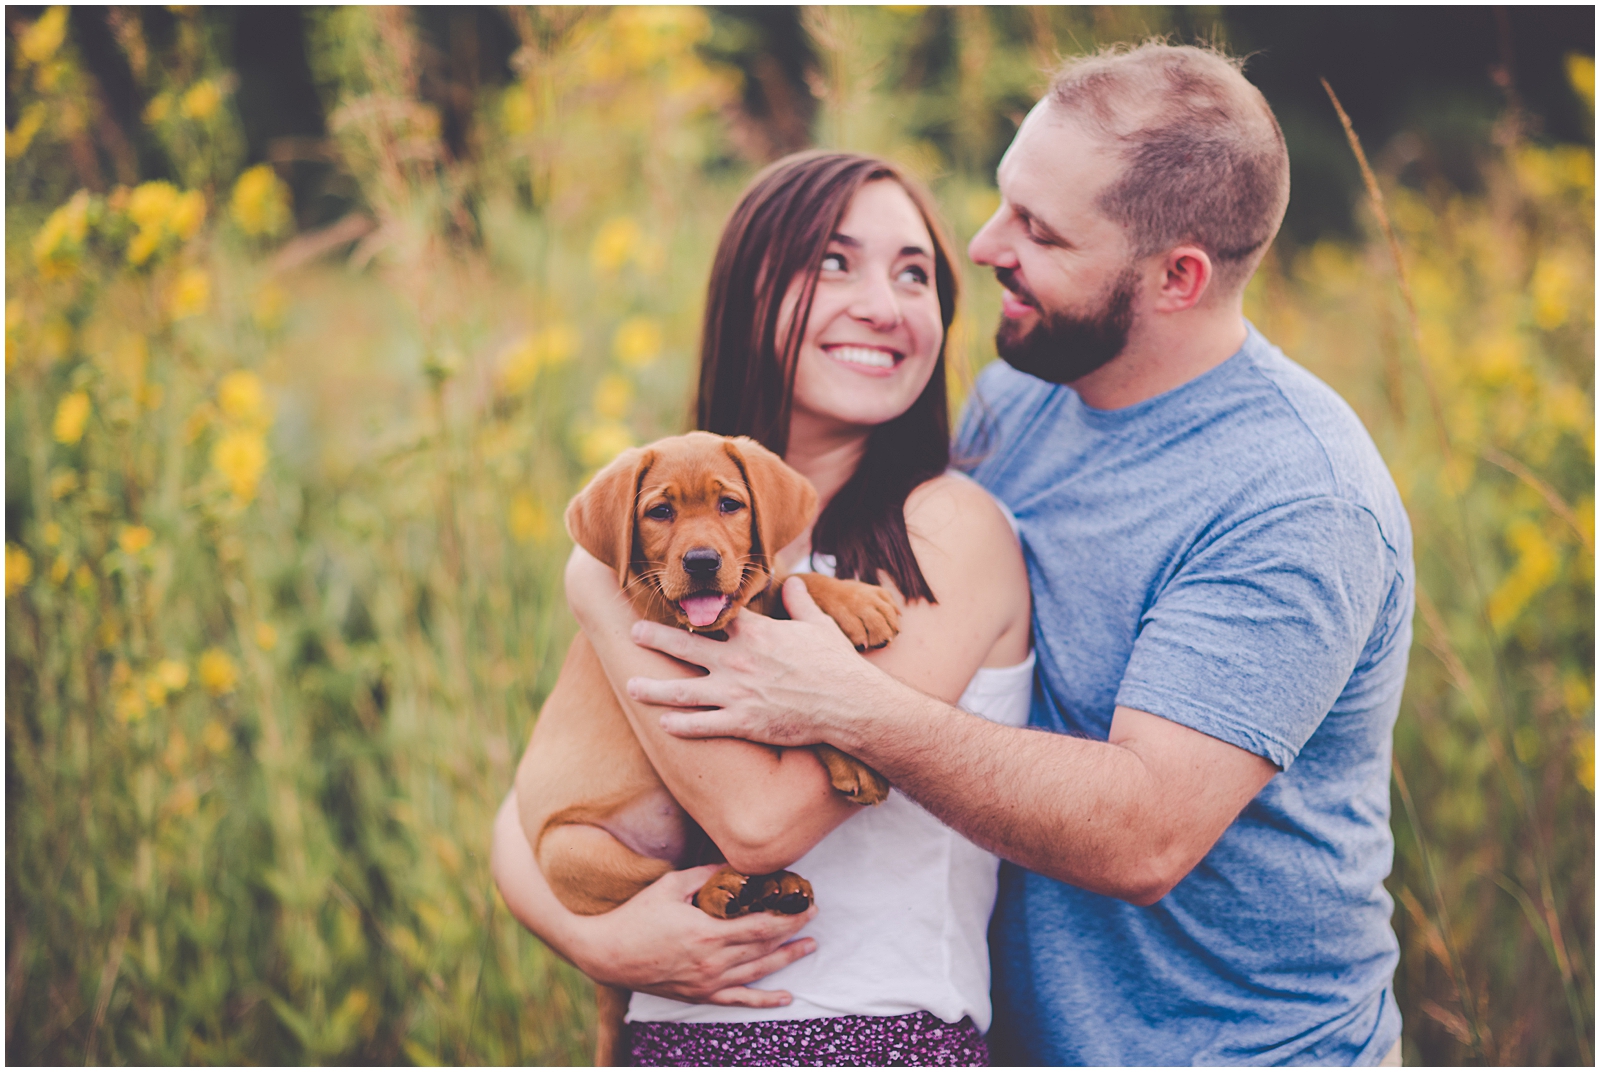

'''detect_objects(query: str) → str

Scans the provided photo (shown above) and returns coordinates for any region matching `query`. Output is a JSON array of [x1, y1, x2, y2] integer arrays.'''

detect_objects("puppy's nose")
[[683, 548, 722, 576]]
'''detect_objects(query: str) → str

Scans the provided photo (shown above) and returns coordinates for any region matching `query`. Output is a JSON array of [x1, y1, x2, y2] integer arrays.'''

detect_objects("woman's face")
[[780, 180, 945, 440]]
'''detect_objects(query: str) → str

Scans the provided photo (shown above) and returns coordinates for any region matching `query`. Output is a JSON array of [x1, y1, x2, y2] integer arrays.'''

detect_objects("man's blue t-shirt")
[[955, 324, 1412, 1066]]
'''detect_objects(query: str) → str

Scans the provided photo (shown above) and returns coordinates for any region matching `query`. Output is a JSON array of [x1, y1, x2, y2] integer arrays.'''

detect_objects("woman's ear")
[[564, 447, 652, 585], [724, 436, 818, 563]]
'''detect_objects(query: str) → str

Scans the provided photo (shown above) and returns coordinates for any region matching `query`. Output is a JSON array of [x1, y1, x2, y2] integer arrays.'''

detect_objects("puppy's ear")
[[724, 437, 817, 563], [565, 446, 653, 585]]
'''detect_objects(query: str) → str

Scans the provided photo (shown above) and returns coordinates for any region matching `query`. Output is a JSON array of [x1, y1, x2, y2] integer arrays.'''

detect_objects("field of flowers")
[[5, 7, 1593, 1065]]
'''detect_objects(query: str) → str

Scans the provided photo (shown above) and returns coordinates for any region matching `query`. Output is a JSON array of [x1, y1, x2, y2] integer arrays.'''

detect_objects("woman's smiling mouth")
[[826, 345, 900, 370]]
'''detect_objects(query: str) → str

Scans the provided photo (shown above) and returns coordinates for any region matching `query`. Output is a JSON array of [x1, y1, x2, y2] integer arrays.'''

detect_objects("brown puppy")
[[514, 431, 896, 1065]]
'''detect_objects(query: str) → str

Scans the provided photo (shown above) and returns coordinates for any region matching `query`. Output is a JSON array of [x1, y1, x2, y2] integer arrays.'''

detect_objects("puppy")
[[514, 431, 896, 1064]]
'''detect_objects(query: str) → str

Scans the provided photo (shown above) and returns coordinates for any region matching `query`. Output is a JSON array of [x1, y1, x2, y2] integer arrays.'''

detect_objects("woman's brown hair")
[[695, 150, 959, 603]]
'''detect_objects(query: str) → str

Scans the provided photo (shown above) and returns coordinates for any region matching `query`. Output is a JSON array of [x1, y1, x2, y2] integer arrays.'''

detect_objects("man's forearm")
[[831, 679, 1180, 905]]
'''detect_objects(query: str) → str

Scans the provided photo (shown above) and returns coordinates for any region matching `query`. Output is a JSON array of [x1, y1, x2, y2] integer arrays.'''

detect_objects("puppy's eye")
[[645, 503, 675, 521], [719, 497, 745, 514]]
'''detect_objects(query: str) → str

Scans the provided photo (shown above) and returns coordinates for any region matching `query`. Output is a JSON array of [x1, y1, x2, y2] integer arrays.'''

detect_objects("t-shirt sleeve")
[[1115, 496, 1395, 770]]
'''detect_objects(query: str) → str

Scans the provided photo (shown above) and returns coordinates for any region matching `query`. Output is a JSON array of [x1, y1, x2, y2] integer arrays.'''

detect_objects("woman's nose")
[[848, 274, 903, 329]]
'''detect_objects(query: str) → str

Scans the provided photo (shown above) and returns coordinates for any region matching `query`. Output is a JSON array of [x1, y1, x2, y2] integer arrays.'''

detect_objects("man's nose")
[[967, 208, 1014, 269]]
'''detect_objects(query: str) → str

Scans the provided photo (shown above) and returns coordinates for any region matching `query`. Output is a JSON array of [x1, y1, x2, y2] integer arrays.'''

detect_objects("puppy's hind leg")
[[537, 821, 674, 917]]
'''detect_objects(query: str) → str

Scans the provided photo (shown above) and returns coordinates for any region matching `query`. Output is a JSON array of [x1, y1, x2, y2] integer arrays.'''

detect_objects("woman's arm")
[[567, 472, 1031, 874], [490, 791, 819, 1006]]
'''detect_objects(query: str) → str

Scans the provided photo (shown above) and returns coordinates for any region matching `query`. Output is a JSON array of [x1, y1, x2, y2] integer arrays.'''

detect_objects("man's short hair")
[[1047, 41, 1290, 292]]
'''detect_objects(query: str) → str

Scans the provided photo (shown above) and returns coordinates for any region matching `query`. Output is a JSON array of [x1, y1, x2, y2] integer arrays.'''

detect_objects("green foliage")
[[5, 6, 1592, 1066]]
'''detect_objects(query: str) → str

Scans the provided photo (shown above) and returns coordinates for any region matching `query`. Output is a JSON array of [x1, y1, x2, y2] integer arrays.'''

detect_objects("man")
[[629, 42, 1411, 1066]]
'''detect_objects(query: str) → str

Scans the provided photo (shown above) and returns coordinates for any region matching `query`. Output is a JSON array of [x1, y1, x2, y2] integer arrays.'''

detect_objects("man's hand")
[[628, 577, 891, 750]]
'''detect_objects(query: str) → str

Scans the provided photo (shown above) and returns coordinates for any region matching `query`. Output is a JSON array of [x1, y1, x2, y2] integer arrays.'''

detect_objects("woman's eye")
[[719, 498, 745, 514], [645, 503, 675, 521], [820, 253, 846, 272], [898, 265, 930, 285]]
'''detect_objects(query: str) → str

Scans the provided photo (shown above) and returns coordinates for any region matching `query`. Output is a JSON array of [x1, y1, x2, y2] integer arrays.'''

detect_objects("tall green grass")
[[6, 7, 1592, 1064]]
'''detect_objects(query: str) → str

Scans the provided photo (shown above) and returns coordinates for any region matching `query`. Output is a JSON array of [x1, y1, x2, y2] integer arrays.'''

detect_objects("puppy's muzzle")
[[682, 547, 722, 577]]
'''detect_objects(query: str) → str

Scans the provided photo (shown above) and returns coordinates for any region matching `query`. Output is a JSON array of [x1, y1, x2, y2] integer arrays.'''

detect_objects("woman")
[[492, 151, 1032, 1066]]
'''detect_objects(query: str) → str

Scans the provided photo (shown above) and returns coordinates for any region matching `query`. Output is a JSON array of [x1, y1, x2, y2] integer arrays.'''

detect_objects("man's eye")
[[820, 252, 846, 272], [719, 498, 745, 514], [645, 503, 675, 521]]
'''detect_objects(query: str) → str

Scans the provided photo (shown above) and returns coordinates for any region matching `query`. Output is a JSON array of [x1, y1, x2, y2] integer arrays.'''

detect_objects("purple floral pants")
[[628, 1010, 988, 1067]]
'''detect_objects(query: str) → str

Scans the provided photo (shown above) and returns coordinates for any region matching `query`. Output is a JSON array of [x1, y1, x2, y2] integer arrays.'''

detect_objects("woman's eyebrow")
[[830, 233, 930, 258]]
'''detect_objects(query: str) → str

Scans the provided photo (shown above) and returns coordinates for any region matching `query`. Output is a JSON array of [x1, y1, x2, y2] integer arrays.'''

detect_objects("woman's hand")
[[491, 792, 817, 1007]]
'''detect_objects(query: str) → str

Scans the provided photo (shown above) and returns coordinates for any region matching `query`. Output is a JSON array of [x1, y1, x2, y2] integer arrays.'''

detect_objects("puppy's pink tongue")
[[680, 594, 727, 628]]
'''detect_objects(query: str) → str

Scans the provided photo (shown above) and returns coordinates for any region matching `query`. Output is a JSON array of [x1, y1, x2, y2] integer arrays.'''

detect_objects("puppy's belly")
[[596, 787, 692, 864]]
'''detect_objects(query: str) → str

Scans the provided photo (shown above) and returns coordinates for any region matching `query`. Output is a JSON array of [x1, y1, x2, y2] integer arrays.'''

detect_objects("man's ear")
[[723, 436, 817, 564], [1155, 244, 1214, 312], [565, 446, 653, 585]]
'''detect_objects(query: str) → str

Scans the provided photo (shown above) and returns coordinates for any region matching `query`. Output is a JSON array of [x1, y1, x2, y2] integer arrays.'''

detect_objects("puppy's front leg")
[[814, 743, 890, 806], [789, 572, 900, 651]]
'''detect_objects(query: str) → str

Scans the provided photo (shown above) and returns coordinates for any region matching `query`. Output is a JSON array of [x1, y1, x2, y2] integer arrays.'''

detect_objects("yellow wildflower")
[[255, 622, 278, 651], [19, 7, 69, 66], [118, 525, 153, 555], [166, 268, 210, 320], [1569, 54, 1595, 113], [229, 164, 292, 238], [612, 316, 662, 368], [578, 421, 635, 469], [212, 429, 268, 501], [42, 522, 62, 547], [501, 88, 535, 136], [508, 492, 548, 544], [156, 659, 190, 692], [53, 391, 91, 444], [592, 373, 634, 420], [6, 102, 46, 159], [128, 181, 180, 233], [591, 216, 641, 274], [6, 544, 33, 597], [201, 719, 231, 754], [144, 675, 169, 706], [126, 229, 161, 267], [33, 189, 92, 269], [180, 80, 222, 121], [170, 190, 207, 240], [499, 324, 579, 394], [198, 649, 239, 696], [217, 370, 270, 426]]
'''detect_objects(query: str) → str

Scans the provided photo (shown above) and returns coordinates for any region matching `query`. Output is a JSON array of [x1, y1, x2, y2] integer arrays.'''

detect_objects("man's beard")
[[994, 266, 1138, 385]]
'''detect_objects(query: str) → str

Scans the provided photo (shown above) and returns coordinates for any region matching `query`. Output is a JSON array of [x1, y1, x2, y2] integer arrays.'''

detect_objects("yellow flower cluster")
[[499, 324, 579, 394], [33, 189, 91, 274], [612, 317, 663, 369], [53, 390, 91, 444], [6, 544, 33, 597], [230, 164, 293, 239], [210, 370, 273, 503], [507, 492, 548, 545], [591, 216, 665, 277], [198, 649, 239, 696], [126, 181, 207, 267]]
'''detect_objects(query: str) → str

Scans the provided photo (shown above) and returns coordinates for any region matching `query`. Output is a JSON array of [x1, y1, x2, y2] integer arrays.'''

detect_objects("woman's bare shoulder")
[[903, 471, 1020, 557]]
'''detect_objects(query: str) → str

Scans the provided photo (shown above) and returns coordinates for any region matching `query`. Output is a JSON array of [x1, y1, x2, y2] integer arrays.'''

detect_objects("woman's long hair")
[[695, 151, 959, 603]]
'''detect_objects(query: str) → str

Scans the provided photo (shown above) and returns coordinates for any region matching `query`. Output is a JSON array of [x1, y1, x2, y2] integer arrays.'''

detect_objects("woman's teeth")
[[831, 346, 896, 369]]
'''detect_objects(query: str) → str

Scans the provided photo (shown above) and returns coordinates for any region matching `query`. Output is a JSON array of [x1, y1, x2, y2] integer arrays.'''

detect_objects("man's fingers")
[[724, 904, 817, 945], [725, 937, 817, 986], [627, 675, 722, 711], [657, 710, 740, 739], [780, 575, 828, 624], [650, 864, 725, 901], [705, 985, 796, 1009], [631, 620, 716, 665]]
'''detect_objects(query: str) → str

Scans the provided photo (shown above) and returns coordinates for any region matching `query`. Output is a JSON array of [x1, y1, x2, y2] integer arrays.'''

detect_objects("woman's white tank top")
[[628, 542, 1034, 1032]]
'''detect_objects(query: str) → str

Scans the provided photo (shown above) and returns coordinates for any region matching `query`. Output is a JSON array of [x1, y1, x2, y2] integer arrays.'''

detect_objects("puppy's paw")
[[815, 744, 891, 806], [693, 866, 814, 918], [799, 574, 901, 651]]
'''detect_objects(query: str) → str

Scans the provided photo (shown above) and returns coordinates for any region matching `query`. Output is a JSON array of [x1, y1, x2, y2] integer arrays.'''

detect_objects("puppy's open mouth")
[[679, 592, 732, 628]]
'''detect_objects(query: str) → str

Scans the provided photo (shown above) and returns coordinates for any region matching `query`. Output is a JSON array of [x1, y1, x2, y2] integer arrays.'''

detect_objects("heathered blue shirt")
[[955, 324, 1412, 1066]]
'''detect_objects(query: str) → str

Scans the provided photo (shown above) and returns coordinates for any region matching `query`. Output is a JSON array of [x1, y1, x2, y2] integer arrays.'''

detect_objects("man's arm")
[[629, 580, 1277, 905]]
